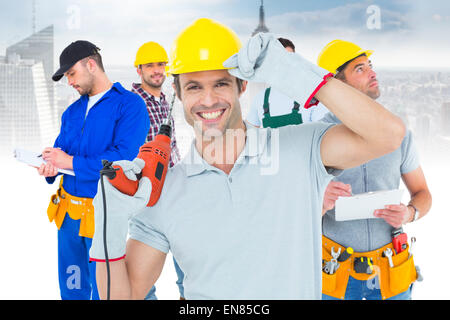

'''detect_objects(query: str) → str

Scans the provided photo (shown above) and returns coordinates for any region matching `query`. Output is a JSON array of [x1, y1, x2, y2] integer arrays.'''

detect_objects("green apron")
[[261, 87, 303, 128]]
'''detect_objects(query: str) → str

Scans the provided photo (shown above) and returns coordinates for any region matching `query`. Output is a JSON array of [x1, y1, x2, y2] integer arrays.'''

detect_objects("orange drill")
[[101, 94, 175, 206]]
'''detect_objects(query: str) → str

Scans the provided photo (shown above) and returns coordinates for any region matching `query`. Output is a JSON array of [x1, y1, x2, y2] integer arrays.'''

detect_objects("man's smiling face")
[[177, 69, 246, 138], [139, 62, 166, 89]]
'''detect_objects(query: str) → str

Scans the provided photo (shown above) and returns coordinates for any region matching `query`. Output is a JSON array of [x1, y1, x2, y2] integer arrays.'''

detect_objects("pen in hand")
[[39, 147, 61, 158]]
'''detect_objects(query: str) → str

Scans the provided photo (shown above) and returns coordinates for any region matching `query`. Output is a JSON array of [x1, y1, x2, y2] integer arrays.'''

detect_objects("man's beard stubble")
[[143, 73, 165, 89], [75, 73, 95, 96]]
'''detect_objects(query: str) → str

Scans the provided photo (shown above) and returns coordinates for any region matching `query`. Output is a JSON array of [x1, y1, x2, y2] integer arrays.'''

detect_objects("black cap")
[[52, 40, 100, 81]]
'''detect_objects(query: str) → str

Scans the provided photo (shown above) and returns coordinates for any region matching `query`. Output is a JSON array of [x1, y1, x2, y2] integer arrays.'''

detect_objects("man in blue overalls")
[[37, 40, 149, 299]]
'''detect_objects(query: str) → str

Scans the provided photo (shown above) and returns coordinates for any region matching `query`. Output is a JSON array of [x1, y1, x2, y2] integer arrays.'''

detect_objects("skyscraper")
[[252, 0, 270, 36], [243, 1, 272, 118], [0, 25, 56, 154], [6, 25, 54, 114], [442, 102, 450, 136]]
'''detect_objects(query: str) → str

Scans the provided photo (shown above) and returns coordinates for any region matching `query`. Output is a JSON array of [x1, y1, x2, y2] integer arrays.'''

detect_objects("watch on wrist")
[[408, 204, 419, 222]]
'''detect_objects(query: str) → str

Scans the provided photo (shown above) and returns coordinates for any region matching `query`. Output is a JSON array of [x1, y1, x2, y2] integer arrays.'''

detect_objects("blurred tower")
[[0, 25, 56, 154], [441, 102, 450, 136], [243, 1, 271, 118], [252, 0, 270, 36], [6, 25, 54, 114]]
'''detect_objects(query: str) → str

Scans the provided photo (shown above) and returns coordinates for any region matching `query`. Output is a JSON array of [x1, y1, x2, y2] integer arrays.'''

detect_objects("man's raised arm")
[[223, 33, 405, 170], [316, 78, 405, 169]]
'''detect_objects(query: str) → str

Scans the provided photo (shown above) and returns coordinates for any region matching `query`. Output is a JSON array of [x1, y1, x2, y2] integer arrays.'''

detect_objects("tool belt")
[[46, 178, 95, 238], [322, 235, 417, 300]]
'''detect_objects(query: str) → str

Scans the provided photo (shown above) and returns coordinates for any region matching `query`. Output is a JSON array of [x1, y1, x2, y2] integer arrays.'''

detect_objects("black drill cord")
[[100, 174, 111, 300]]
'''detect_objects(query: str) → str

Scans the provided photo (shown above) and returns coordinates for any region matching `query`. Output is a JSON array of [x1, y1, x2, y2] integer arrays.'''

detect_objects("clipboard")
[[14, 148, 75, 176], [335, 189, 404, 221]]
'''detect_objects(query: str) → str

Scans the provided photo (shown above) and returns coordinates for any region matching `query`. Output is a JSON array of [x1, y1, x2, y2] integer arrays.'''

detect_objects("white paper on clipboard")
[[335, 189, 404, 221], [13, 148, 75, 176]]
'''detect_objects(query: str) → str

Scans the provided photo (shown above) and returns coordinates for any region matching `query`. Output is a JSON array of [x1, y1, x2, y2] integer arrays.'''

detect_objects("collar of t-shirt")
[[86, 88, 110, 118]]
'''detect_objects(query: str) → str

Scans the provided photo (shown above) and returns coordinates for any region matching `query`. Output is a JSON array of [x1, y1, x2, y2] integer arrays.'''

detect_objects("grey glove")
[[113, 158, 145, 181], [89, 159, 151, 261], [223, 32, 332, 109]]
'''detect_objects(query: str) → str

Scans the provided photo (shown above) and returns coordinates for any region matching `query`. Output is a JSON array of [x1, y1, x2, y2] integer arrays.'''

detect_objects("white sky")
[[1, 0, 449, 69]]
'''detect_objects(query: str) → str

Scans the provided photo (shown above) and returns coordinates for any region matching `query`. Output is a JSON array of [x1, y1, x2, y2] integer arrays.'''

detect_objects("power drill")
[[98, 93, 175, 300], [101, 93, 175, 206]]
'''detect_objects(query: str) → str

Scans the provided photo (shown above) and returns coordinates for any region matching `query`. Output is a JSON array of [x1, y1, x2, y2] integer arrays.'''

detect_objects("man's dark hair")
[[172, 74, 244, 98], [277, 37, 295, 52], [82, 52, 105, 72], [335, 53, 367, 81]]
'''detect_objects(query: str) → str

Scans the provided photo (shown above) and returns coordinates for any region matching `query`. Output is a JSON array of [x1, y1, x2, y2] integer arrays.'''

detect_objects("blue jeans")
[[58, 215, 99, 300], [145, 257, 185, 300], [322, 276, 412, 300]]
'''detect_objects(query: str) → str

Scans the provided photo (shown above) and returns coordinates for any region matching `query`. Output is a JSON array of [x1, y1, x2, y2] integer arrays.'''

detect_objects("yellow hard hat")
[[134, 41, 168, 67], [317, 40, 373, 74], [167, 18, 242, 75]]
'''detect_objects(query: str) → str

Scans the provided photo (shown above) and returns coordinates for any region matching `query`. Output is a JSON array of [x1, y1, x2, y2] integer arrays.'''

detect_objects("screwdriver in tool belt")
[[337, 247, 354, 262]]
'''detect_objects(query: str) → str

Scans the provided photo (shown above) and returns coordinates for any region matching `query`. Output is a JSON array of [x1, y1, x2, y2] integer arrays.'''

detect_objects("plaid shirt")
[[131, 83, 180, 167]]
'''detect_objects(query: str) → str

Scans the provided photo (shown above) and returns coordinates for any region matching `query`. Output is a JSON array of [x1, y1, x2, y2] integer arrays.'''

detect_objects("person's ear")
[[86, 58, 96, 74], [239, 80, 248, 97]]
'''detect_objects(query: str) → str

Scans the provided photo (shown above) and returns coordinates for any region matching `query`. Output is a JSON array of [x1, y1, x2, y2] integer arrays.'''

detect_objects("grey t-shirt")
[[129, 122, 338, 299], [321, 112, 420, 252]]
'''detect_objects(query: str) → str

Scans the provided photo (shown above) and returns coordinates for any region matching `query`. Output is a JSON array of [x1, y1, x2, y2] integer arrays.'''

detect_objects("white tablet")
[[335, 189, 404, 221]]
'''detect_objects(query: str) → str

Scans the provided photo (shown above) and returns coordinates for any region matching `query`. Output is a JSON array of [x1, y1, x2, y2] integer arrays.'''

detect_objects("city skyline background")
[[1, 0, 450, 69], [1, 0, 450, 155]]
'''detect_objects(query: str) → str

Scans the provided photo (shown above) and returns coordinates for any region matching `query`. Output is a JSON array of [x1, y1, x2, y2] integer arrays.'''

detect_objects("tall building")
[[6, 25, 54, 114], [242, 1, 271, 118], [252, 0, 270, 36], [442, 102, 450, 136], [0, 25, 56, 154]]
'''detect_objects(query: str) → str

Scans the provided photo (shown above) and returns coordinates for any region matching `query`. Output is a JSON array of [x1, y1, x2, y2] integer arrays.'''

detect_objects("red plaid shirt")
[[131, 83, 180, 167]]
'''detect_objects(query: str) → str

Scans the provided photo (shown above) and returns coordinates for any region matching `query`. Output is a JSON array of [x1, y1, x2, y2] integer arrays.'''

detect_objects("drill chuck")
[[158, 124, 172, 138]]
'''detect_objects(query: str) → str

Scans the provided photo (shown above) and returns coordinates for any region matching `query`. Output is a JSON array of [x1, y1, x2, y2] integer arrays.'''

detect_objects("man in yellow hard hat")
[[132, 41, 180, 167], [318, 40, 432, 300], [90, 18, 405, 299], [131, 41, 184, 300]]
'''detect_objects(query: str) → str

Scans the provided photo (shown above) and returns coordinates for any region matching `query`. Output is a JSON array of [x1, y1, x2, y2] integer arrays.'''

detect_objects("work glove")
[[223, 32, 333, 109], [114, 158, 145, 181], [89, 158, 151, 261]]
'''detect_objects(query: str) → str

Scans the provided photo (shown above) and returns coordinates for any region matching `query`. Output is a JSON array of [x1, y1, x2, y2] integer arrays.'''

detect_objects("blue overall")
[[46, 82, 149, 299]]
